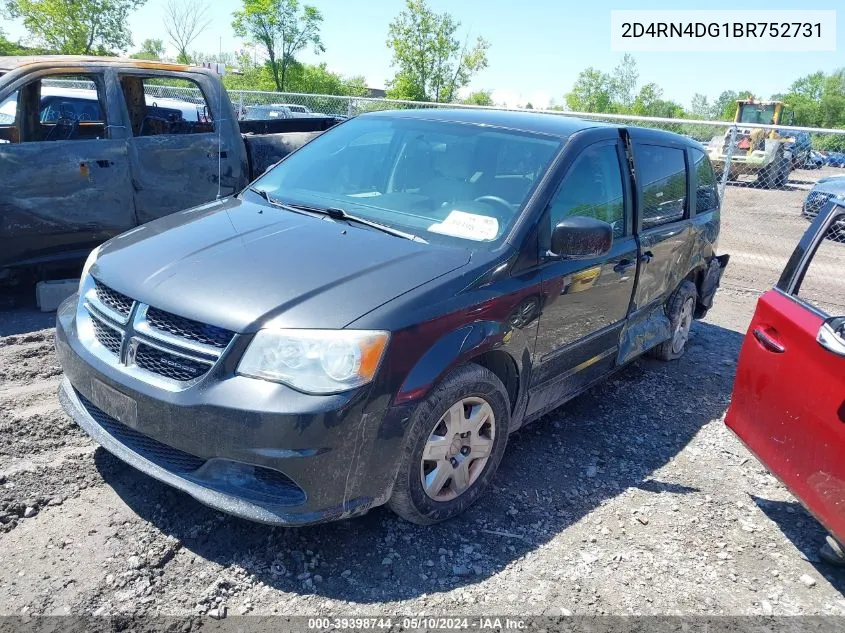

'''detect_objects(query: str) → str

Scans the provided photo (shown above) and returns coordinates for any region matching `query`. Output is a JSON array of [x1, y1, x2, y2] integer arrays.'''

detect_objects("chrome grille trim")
[[133, 304, 226, 360], [78, 276, 234, 390]]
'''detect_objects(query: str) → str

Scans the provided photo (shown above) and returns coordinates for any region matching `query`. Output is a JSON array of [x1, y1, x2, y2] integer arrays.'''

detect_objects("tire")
[[650, 280, 697, 362], [387, 363, 510, 525]]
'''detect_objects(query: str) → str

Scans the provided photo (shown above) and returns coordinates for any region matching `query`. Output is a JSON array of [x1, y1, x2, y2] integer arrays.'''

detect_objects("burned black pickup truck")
[[0, 56, 340, 282]]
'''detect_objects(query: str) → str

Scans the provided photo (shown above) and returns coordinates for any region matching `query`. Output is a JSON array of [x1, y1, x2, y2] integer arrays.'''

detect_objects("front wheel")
[[387, 363, 510, 525]]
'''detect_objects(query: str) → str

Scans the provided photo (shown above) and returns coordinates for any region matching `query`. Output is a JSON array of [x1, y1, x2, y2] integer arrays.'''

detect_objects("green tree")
[[0, 27, 45, 54], [286, 62, 368, 96], [221, 52, 279, 91], [565, 68, 613, 112], [462, 89, 493, 106], [689, 93, 712, 119], [781, 69, 845, 129], [610, 53, 638, 110], [712, 90, 755, 121], [6, 0, 146, 54], [385, 0, 490, 103], [231, 0, 325, 92], [130, 37, 165, 60], [164, 0, 211, 64]]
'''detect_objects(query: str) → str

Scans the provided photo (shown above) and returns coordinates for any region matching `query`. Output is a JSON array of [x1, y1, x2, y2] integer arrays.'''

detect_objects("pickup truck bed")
[[0, 56, 341, 280], [240, 116, 339, 177]]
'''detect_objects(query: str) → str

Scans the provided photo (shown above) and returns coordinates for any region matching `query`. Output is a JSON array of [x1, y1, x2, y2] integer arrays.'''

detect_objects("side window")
[[795, 218, 845, 316], [0, 74, 108, 144], [691, 148, 719, 213], [119, 75, 215, 137], [548, 143, 625, 238], [637, 145, 687, 228]]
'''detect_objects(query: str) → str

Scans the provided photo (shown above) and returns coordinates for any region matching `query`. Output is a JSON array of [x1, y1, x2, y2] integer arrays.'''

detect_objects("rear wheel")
[[651, 281, 697, 362], [387, 363, 510, 525]]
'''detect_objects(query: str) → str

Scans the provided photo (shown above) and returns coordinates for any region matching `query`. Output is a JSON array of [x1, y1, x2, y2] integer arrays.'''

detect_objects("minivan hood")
[[91, 197, 471, 332]]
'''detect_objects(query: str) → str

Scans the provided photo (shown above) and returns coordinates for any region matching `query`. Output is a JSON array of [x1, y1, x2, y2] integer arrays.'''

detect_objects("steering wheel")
[[473, 195, 514, 224]]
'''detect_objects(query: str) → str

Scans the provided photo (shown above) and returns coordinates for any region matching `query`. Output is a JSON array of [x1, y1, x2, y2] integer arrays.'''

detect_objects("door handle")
[[753, 327, 786, 354], [639, 250, 654, 263], [818, 317, 845, 357], [613, 259, 635, 274]]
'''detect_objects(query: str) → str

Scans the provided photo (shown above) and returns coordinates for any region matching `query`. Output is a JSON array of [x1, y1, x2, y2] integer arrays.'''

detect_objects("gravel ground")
[[719, 166, 845, 305], [0, 169, 843, 619], [0, 288, 843, 618]]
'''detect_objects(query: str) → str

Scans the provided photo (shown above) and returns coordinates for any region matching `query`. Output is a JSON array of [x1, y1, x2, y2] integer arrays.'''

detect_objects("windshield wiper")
[[247, 187, 324, 218], [283, 202, 427, 243]]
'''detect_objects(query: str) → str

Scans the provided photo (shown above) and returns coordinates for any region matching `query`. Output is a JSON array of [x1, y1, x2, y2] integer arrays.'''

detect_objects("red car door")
[[726, 200, 845, 544]]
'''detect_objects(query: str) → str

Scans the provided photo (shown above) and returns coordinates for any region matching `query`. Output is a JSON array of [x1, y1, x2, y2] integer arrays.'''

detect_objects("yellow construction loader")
[[707, 100, 808, 188]]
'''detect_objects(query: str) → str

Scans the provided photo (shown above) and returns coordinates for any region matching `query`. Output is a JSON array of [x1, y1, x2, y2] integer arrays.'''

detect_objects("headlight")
[[237, 329, 390, 394], [79, 245, 101, 293]]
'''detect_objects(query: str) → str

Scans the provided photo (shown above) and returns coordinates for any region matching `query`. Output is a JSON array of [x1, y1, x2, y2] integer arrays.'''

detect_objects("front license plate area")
[[90, 378, 138, 429]]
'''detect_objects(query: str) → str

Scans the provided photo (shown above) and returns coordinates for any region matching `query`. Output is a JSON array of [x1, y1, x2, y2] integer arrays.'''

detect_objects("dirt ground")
[[719, 166, 845, 306], [0, 169, 844, 619]]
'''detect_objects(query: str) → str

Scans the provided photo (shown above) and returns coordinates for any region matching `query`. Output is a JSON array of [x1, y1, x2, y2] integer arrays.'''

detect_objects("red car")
[[726, 199, 845, 561]]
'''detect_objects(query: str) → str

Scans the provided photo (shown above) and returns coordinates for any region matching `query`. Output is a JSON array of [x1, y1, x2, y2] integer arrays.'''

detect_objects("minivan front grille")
[[94, 280, 134, 319], [90, 314, 123, 356], [804, 191, 834, 218], [134, 343, 211, 382], [146, 307, 234, 349], [82, 279, 232, 386]]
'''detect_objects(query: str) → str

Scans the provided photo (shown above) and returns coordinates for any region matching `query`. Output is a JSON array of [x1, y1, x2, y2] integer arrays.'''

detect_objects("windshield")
[[250, 116, 562, 247]]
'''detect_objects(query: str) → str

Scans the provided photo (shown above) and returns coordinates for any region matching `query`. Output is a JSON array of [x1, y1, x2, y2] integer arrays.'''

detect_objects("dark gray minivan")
[[56, 109, 728, 526]]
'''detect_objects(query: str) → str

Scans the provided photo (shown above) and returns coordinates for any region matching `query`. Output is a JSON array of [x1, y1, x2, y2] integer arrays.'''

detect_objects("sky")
[[4, 0, 843, 109]]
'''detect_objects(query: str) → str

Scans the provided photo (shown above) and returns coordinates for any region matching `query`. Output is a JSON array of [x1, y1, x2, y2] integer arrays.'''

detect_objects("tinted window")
[[548, 143, 625, 238], [691, 148, 719, 213], [637, 145, 687, 228]]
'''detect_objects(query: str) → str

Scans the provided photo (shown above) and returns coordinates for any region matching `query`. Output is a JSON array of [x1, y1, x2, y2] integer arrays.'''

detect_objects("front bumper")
[[55, 295, 409, 526]]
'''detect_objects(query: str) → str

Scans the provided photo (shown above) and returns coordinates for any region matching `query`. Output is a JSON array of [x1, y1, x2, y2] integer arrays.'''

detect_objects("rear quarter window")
[[691, 148, 719, 214]]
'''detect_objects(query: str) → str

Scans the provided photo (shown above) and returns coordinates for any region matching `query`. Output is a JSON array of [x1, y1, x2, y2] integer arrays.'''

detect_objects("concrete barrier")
[[36, 279, 79, 312]]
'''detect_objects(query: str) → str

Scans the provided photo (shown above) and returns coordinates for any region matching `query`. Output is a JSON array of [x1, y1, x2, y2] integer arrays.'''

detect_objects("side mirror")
[[549, 216, 614, 260], [818, 316, 845, 357]]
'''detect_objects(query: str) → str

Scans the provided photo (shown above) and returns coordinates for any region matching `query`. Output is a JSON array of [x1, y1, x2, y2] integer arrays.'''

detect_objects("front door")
[[726, 202, 845, 543], [0, 70, 135, 269], [117, 72, 241, 224], [528, 139, 638, 417]]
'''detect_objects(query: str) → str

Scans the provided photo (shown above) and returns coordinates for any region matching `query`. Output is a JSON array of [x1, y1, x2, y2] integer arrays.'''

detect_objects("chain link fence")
[[42, 79, 845, 299]]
